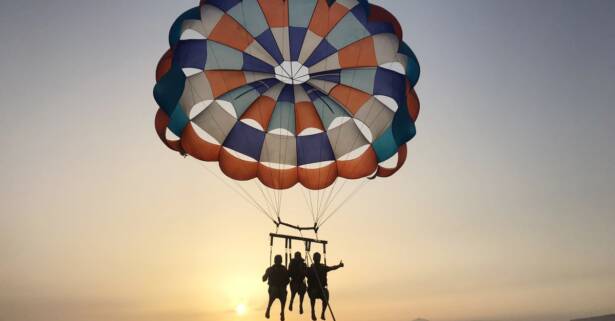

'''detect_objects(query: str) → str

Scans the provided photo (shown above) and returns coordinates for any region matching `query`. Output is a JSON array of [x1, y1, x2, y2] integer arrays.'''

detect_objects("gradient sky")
[[1, 1, 614, 321]]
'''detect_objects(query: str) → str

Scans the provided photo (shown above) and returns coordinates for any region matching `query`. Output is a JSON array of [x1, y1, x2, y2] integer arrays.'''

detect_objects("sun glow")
[[235, 304, 247, 316]]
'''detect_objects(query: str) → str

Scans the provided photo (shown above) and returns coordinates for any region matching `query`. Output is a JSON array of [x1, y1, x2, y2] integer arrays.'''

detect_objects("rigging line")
[[318, 178, 345, 220], [310, 72, 344, 78], [320, 178, 349, 221], [314, 100, 341, 223], [233, 176, 277, 221], [315, 179, 333, 223], [317, 128, 346, 222], [276, 72, 294, 81], [301, 83, 363, 222], [295, 89, 317, 223], [275, 102, 283, 218], [251, 83, 284, 216], [314, 105, 337, 223], [301, 187, 316, 223], [307, 183, 317, 224], [318, 90, 390, 220], [187, 87, 274, 219], [317, 183, 335, 221], [318, 94, 336, 114], [279, 0, 291, 217], [299, 102, 334, 223], [319, 179, 368, 228], [275, 96, 283, 218], [185, 40, 281, 222], [313, 101, 339, 223], [313, 132, 324, 226], [313, 120, 339, 221], [259, 134, 278, 215], [290, 58, 295, 84], [277, 87, 296, 218], [255, 180, 277, 215], [266, 174, 279, 216], [259, 85, 283, 215], [196, 161, 275, 222], [186, 79, 277, 221], [233, 80, 270, 100], [316, 95, 347, 222], [265, 87, 283, 217]]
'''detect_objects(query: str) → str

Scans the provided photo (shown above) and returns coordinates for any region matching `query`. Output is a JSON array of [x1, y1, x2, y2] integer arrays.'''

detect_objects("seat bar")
[[269, 233, 328, 245]]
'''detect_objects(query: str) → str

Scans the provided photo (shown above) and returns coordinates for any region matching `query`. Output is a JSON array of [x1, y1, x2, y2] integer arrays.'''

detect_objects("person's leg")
[[309, 292, 317, 321], [280, 293, 287, 321], [321, 299, 327, 320], [321, 289, 329, 320], [265, 294, 275, 319], [299, 290, 305, 314], [289, 288, 296, 311]]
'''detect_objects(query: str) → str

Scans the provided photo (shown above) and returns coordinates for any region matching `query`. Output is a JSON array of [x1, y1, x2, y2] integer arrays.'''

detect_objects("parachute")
[[153, 0, 421, 242]]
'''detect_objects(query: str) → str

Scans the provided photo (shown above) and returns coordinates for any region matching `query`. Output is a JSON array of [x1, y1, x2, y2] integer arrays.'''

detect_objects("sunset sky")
[[1, 1, 614, 321]]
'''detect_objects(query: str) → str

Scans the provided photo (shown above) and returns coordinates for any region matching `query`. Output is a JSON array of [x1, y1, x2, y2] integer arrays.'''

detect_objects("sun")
[[235, 303, 247, 316]]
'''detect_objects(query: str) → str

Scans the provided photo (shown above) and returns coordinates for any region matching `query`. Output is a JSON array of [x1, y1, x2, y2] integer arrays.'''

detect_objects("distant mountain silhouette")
[[572, 314, 615, 321]]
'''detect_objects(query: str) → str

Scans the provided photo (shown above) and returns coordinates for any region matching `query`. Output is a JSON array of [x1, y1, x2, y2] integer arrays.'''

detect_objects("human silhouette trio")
[[262, 252, 344, 321]]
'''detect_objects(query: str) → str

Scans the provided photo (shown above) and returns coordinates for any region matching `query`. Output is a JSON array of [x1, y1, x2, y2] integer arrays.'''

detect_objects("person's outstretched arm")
[[328, 261, 345, 271]]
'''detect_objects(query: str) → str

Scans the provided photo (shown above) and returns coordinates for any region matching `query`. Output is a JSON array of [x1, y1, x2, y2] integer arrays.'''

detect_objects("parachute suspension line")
[[301, 187, 317, 223], [318, 180, 344, 222], [188, 74, 275, 222], [239, 75, 282, 221], [188, 81, 284, 223], [312, 94, 335, 227], [317, 98, 390, 225], [185, 72, 277, 219], [319, 179, 368, 228], [315, 40, 334, 232], [251, 84, 281, 220], [311, 91, 346, 225], [275, 0, 289, 221], [255, 180, 277, 217], [196, 161, 276, 223], [311, 61, 391, 227], [317, 44, 366, 223], [314, 41, 365, 223], [317, 183, 336, 224]]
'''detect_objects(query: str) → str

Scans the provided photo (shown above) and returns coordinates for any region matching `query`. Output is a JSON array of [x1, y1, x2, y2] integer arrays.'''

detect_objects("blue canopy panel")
[[296, 133, 335, 166], [223, 121, 266, 161]]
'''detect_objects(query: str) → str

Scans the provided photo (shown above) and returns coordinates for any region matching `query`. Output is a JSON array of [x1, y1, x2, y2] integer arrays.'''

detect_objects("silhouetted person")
[[307, 252, 344, 321], [263, 255, 290, 321], [288, 252, 308, 314]]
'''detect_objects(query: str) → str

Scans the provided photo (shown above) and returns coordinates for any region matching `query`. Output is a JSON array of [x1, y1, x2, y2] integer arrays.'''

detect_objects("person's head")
[[313, 252, 321, 264], [274, 255, 283, 265], [294, 252, 303, 260]]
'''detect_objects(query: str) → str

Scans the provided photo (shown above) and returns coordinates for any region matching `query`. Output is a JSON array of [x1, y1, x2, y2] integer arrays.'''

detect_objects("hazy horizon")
[[1, 1, 614, 321]]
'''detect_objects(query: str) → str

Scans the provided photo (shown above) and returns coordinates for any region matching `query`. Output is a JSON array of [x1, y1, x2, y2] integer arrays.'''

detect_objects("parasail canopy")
[[154, 0, 420, 195], [153, 0, 424, 233]]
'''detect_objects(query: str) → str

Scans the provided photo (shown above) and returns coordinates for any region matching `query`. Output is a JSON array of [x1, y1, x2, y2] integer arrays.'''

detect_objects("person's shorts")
[[290, 280, 307, 294], [269, 286, 288, 300], [308, 287, 329, 300]]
